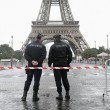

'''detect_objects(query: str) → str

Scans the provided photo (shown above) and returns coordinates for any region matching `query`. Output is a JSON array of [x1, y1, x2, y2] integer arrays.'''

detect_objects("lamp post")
[[11, 36, 13, 67], [95, 41, 97, 64], [11, 36, 13, 49], [21, 42, 24, 66], [107, 35, 109, 60], [76, 49, 79, 63], [95, 41, 96, 49]]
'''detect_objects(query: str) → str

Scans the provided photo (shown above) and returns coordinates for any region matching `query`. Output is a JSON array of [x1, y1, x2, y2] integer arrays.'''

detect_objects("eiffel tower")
[[22, 0, 89, 56]]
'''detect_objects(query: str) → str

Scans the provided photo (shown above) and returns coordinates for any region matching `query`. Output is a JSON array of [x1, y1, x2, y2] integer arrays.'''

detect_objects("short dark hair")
[[53, 34, 61, 39], [36, 33, 43, 39]]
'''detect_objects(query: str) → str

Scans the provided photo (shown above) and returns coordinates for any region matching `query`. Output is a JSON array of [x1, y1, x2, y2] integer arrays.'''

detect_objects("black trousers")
[[53, 62, 70, 94], [24, 69, 42, 92]]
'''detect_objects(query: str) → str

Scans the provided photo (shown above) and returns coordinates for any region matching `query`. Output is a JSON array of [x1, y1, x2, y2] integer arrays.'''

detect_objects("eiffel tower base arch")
[[22, 22, 89, 57]]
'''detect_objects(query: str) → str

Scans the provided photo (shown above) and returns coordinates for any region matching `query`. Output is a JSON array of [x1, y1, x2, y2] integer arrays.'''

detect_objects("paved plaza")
[[0, 63, 110, 110]]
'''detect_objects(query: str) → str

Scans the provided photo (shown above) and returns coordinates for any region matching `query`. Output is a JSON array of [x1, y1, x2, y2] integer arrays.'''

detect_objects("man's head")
[[53, 34, 61, 42], [36, 33, 43, 40]]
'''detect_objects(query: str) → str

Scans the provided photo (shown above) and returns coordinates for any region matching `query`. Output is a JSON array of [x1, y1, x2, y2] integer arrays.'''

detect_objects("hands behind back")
[[32, 60, 38, 66]]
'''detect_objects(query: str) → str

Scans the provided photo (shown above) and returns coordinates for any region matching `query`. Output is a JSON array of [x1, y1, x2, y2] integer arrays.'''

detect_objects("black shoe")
[[33, 91, 39, 102], [65, 92, 70, 100], [21, 96, 26, 101], [33, 96, 39, 102], [21, 91, 27, 101], [56, 94, 63, 100]]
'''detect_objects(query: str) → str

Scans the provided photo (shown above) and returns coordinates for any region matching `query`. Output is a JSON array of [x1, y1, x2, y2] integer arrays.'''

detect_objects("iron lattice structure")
[[22, 0, 89, 56]]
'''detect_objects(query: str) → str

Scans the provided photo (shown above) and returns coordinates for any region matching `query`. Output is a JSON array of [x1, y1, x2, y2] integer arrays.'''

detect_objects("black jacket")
[[24, 41, 46, 66], [48, 41, 72, 66]]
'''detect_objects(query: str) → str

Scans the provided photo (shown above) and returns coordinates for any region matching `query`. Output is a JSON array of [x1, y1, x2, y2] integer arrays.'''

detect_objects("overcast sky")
[[0, 0, 110, 50]]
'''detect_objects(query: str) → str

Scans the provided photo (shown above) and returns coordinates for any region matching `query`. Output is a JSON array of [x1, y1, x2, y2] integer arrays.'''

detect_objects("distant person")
[[21, 33, 46, 101], [48, 34, 72, 100]]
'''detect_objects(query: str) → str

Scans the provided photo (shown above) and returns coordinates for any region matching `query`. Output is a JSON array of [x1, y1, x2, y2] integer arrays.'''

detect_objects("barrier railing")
[[0, 66, 106, 70]]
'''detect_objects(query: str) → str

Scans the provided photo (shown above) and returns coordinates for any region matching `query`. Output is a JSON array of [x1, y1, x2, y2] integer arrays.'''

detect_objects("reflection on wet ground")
[[22, 100, 71, 110], [1, 63, 110, 110], [56, 100, 71, 110]]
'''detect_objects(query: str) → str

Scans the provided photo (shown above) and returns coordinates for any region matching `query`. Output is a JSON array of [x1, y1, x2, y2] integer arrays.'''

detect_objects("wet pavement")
[[0, 63, 110, 110]]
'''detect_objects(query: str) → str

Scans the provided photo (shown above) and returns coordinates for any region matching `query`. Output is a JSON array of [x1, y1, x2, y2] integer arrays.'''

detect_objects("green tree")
[[82, 48, 98, 59], [0, 44, 13, 59], [13, 50, 23, 61], [98, 46, 105, 54]]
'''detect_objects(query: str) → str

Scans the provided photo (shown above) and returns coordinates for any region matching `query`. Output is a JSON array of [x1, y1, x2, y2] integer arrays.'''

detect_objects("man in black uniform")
[[21, 33, 46, 101], [48, 34, 72, 100]]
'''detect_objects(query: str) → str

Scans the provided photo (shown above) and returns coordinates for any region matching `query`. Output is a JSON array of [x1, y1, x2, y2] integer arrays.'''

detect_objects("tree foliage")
[[98, 46, 105, 54], [0, 44, 14, 59], [0, 44, 23, 60], [82, 48, 97, 59], [81, 46, 109, 59], [13, 50, 23, 60]]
